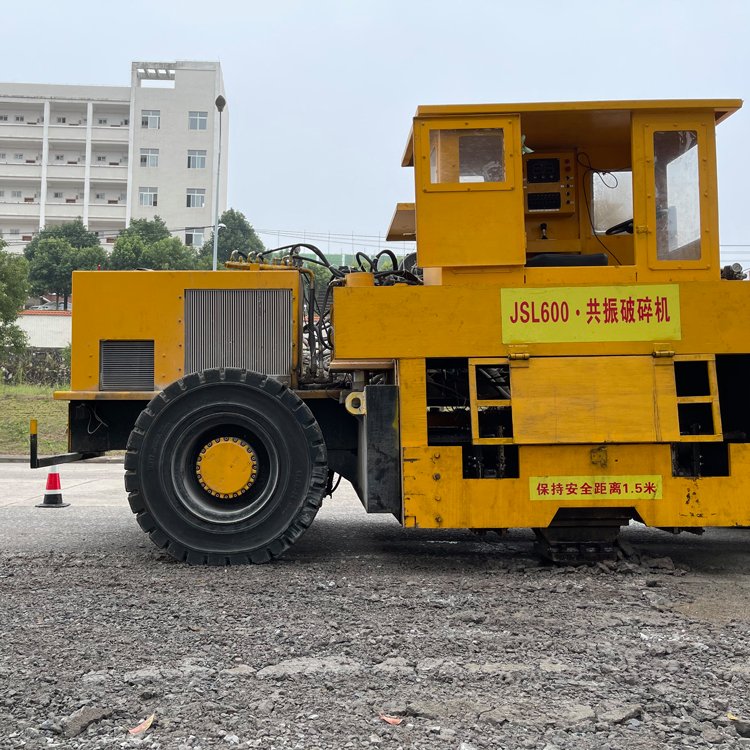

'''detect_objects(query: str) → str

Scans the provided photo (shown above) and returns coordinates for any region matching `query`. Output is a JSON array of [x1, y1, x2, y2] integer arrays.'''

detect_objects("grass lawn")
[[0, 384, 69, 456]]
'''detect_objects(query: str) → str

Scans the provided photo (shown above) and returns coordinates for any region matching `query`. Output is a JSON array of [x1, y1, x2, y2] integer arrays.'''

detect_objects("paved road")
[[0, 462, 748, 571], [0, 462, 125, 508]]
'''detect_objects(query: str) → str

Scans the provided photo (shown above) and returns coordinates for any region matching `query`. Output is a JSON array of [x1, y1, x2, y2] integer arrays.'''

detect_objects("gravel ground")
[[1, 478, 750, 750]]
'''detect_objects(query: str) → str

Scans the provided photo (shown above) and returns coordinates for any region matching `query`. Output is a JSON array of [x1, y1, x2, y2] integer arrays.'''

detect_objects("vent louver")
[[184, 289, 293, 377], [99, 340, 155, 391]]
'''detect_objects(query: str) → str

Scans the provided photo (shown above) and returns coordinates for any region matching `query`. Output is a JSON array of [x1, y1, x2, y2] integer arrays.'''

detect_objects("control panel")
[[523, 151, 576, 215]]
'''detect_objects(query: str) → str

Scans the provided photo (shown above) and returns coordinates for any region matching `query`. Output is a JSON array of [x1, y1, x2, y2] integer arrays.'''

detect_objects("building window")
[[98, 118, 108, 125], [14, 153, 23, 161], [185, 228, 205, 247], [11, 190, 22, 198], [95, 192, 105, 200], [123, 118, 129, 126], [10, 228, 19, 235], [53, 192, 63, 199], [15, 115, 24, 122], [139, 187, 158, 207], [55, 154, 64, 161], [0, 115, 7, 122], [96, 155, 107, 162], [188, 111, 208, 130], [56, 116, 66, 124], [186, 188, 206, 208], [0, 191, 4, 197], [140, 148, 159, 167], [187, 149, 207, 169], [141, 110, 160, 129], [0, 153, 5, 160]]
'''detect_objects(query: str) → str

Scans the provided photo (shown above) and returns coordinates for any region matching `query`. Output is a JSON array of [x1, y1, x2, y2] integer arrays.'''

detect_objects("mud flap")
[[358, 385, 401, 515]]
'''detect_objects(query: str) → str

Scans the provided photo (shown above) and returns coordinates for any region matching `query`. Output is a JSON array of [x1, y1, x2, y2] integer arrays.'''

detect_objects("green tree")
[[75, 244, 108, 271], [117, 216, 171, 246], [0, 242, 29, 357], [200, 209, 265, 266], [106, 235, 148, 270], [28, 238, 106, 309], [0, 245, 28, 321], [140, 237, 199, 270], [23, 218, 100, 264], [0, 320, 27, 360], [107, 218, 200, 270]]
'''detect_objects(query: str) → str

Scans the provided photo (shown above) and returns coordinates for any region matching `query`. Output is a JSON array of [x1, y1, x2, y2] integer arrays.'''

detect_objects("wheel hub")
[[195, 437, 258, 499]]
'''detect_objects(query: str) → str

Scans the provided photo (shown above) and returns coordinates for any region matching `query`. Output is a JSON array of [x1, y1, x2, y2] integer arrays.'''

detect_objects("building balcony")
[[88, 202, 127, 220], [0, 123, 44, 141], [44, 202, 86, 219], [47, 125, 86, 142], [91, 126, 129, 144], [0, 201, 41, 217], [90, 164, 128, 181], [0, 162, 43, 180], [46, 164, 85, 181]]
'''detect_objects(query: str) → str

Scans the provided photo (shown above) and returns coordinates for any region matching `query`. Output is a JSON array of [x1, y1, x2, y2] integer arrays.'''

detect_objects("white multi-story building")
[[0, 60, 227, 251]]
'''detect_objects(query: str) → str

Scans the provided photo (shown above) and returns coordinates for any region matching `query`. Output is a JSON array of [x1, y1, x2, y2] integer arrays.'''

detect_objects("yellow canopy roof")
[[386, 203, 416, 242], [401, 98, 742, 166]]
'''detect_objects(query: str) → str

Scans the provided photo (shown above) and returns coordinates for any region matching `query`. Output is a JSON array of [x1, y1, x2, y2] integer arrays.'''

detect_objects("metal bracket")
[[344, 391, 367, 416], [29, 419, 102, 468]]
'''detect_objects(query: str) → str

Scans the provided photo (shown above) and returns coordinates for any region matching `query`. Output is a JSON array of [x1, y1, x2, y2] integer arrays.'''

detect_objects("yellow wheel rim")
[[195, 437, 258, 499]]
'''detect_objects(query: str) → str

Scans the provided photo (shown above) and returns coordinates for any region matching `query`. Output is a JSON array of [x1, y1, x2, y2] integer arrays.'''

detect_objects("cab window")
[[429, 128, 505, 184], [592, 170, 633, 234], [654, 130, 701, 261]]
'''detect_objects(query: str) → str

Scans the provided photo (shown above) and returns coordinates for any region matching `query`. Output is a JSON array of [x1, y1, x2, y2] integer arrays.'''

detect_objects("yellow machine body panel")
[[332, 281, 748, 359], [392, 347, 749, 529], [68, 268, 301, 392], [508, 356, 681, 444], [400, 443, 750, 529]]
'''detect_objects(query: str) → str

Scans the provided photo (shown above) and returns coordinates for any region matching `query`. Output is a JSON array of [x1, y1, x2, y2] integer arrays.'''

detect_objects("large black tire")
[[124, 368, 327, 565]]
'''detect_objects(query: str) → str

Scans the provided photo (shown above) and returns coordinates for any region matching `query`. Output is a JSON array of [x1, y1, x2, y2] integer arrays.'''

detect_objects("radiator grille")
[[184, 289, 293, 377], [100, 340, 155, 391]]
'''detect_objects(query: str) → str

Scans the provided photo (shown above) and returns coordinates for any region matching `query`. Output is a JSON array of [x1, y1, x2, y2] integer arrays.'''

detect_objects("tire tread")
[[125, 368, 327, 566]]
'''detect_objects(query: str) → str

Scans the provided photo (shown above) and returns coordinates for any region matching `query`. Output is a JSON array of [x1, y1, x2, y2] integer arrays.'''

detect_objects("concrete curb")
[[0, 455, 124, 464]]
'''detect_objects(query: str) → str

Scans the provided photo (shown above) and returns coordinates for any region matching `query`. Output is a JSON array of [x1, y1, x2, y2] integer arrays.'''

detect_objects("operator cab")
[[388, 100, 740, 283]]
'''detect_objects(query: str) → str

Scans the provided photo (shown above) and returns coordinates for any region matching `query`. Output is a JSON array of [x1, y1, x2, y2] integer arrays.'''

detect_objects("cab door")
[[413, 114, 525, 268], [632, 112, 719, 276]]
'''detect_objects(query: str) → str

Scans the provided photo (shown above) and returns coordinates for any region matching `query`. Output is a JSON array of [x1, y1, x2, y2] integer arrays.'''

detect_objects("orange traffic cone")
[[36, 465, 69, 508]]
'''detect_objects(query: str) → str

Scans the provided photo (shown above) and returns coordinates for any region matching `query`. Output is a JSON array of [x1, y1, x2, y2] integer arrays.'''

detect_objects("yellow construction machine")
[[32, 98, 750, 564]]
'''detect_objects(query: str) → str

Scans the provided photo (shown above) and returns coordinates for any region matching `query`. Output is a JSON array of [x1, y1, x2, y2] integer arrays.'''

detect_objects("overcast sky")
[[4, 0, 748, 260]]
